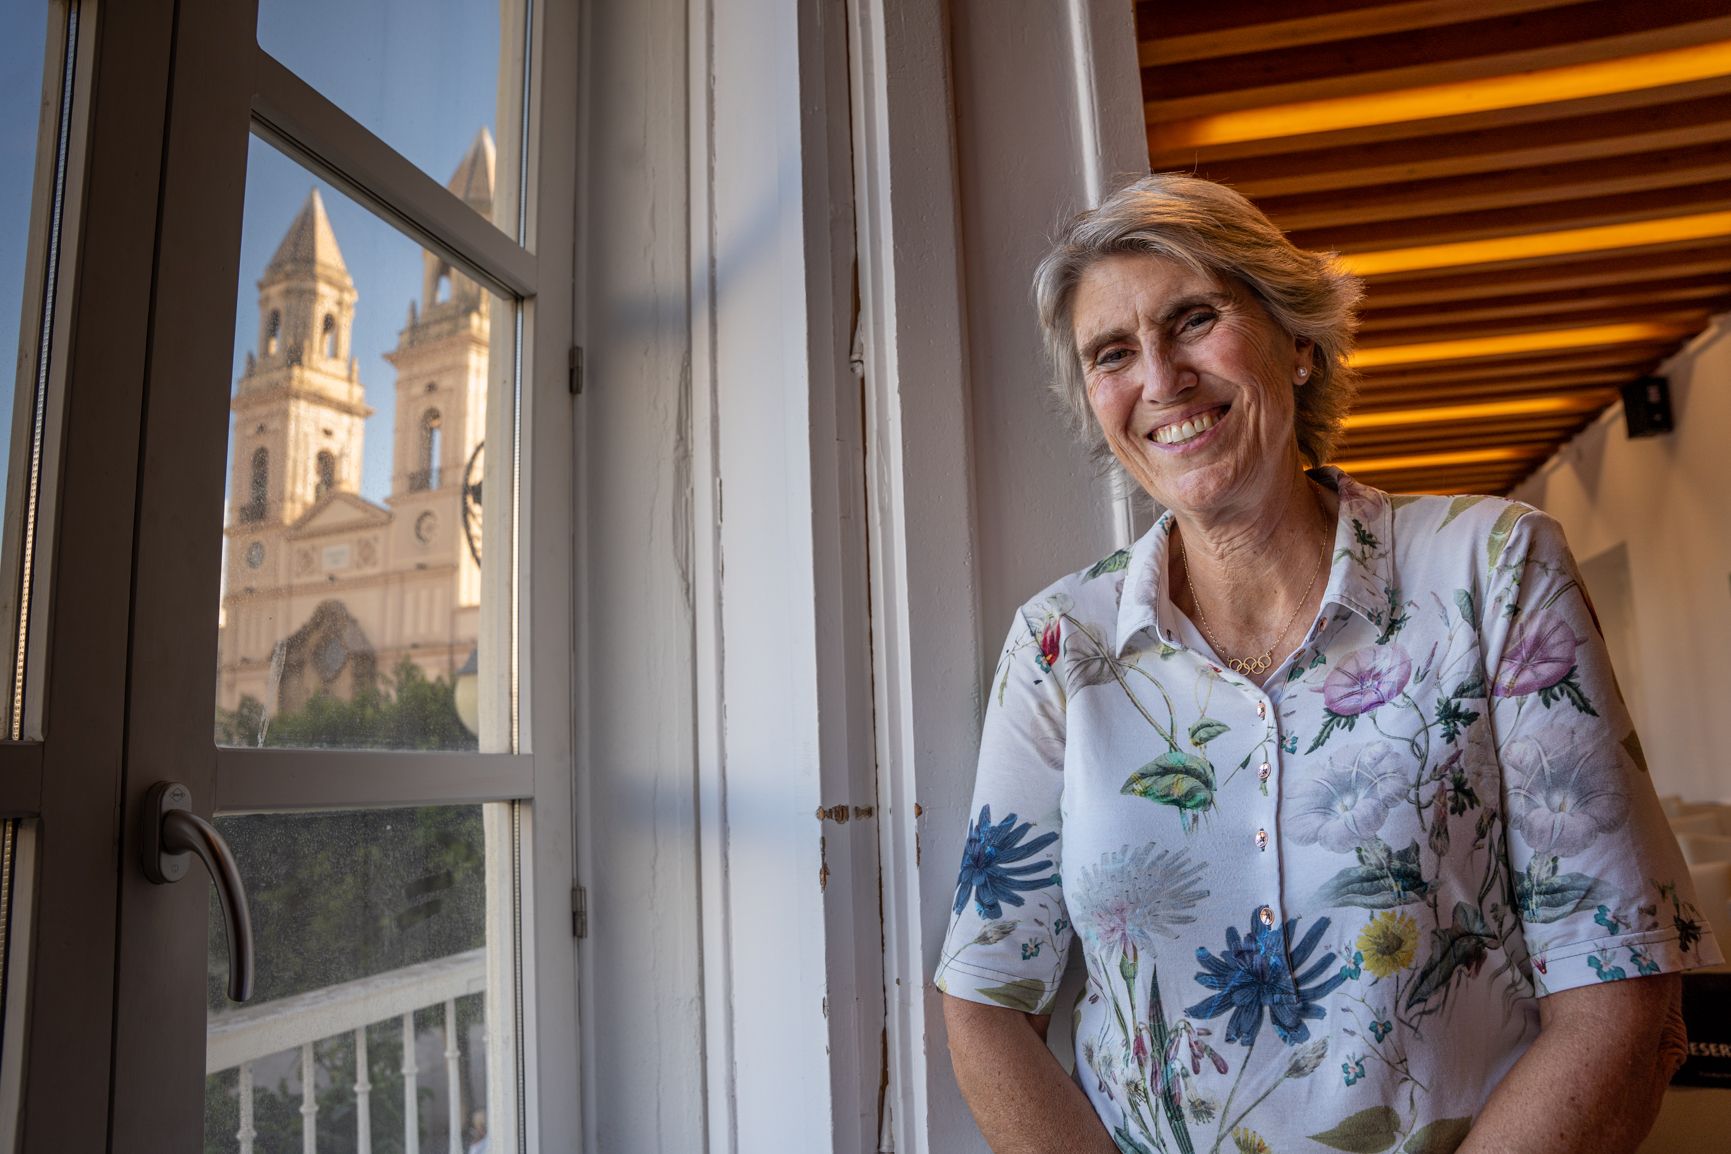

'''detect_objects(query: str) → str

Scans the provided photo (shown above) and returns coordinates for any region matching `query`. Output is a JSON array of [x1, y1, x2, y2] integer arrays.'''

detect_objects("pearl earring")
[[1296, 367, 1309, 380]]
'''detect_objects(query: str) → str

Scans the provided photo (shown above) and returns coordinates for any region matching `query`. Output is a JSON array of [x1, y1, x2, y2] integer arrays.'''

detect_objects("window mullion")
[[250, 49, 537, 299], [215, 748, 533, 812]]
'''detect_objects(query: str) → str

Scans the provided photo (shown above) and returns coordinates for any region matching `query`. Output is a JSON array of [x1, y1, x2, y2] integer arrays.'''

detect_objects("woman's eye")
[[1096, 347, 1130, 367], [1181, 310, 1216, 333]]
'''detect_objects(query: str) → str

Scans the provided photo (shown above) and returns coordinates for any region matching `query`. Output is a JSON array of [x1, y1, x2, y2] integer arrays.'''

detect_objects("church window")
[[315, 450, 337, 499], [243, 447, 268, 522], [321, 313, 338, 358], [265, 309, 281, 356], [413, 409, 443, 491], [434, 263, 452, 303]]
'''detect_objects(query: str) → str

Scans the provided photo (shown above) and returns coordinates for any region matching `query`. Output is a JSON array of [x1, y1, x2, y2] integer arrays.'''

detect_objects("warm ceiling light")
[[1152, 39, 1731, 150], [1346, 395, 1607, 429], [1340, 212, 1731, 277], [1331, 446, 1534, 472], [1350, 322, 1683, 369]]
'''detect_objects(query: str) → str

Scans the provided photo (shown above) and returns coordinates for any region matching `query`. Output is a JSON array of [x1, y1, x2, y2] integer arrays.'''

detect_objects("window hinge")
[[572, 883, 588, 938], [568, 345, 584, 395]]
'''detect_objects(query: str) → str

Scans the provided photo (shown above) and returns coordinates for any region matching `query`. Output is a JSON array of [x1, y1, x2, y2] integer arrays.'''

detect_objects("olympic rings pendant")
[[1228, 651, 1274, 676]]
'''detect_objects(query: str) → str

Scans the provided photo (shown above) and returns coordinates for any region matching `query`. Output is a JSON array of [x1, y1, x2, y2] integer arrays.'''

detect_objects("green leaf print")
[[1485, 504, 1528, 569], [1087, 549, 1131, 580], [1306, 710, 1357, 754], [1189, 717, 1231, 746], [1121, 750, 1216, 828], [1516, 870, 1610, 924], [977, 978, 1050, 1014], [1406, 903, 1493, 1011], [1403, 1118, 1473, 1154], [1308, 1105, 1401, 1152], [1113, 1127, 1158, 1154], [1433, 697, 1480, 744], [1453, 588, 1478, 631], [1537, 668, 1598, 716], [1314, 840, 1429, 909], [1438, 495, 1488, 531]]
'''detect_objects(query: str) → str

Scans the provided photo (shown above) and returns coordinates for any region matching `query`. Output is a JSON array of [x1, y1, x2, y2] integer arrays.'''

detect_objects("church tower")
[[228, 188, 370, 535], [383, 128, 495, 613]]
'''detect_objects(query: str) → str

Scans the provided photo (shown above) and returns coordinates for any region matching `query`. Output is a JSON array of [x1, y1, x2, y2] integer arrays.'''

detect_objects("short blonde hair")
[[1033, 173, 1363, 468]]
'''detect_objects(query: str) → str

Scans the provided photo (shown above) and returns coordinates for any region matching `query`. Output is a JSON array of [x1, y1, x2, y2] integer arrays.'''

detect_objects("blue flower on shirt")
[[1186, 911, 1347, 1046], [952, 805, 1059, 920]]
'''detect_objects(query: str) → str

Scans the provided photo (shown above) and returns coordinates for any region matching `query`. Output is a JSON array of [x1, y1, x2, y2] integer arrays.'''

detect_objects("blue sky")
[[241, 1, 504, 501], [0, 2, 51, 501], [2, 1, 503, 509]]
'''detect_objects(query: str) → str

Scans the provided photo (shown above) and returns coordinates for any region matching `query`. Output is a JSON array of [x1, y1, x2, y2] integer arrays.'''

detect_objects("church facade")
[[215, 130, 495, 720]]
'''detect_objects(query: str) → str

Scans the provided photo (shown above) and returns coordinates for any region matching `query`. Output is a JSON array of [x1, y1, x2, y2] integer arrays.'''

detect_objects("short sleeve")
[[935, 609, 1073, 1015], [1484, 510, 1723, 994]]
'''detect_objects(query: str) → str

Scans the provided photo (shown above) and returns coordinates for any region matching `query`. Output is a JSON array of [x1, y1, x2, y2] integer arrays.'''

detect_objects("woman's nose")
[[1139, 350, 1195, 402]]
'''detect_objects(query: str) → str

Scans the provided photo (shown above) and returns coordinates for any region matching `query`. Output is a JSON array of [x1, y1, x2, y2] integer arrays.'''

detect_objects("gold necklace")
[[1183, 522, 1330, 677]]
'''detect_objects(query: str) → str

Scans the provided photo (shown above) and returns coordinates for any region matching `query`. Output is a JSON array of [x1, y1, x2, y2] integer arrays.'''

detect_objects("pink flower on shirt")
[[1492, 607, 1579, 698], [1038, 617, 1061, 673], [1322, 644, 1412, 716]]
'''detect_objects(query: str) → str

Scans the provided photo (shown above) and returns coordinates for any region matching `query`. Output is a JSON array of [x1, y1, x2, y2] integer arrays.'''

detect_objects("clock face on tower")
[[415, 511, 438, 543]]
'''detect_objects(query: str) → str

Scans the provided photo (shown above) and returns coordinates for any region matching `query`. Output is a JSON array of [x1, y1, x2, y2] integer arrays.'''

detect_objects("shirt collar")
[[1111, 467, 1395, 658]]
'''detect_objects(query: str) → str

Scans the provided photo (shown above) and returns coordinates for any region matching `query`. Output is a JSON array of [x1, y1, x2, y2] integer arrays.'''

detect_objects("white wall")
[[576, 0, 706, 1149], [1511, 318, 1731, 805]]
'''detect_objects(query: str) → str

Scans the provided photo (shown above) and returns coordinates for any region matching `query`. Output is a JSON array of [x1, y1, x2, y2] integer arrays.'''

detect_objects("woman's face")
[[1073, 252, 1312, 524]]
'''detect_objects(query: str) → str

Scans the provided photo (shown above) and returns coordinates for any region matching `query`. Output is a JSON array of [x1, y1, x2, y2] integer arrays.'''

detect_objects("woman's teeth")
[[1152, 408, 1222, 445]]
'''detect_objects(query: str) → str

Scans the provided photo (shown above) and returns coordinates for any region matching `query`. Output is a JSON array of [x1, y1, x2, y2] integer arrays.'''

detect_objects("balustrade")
[[207, 948, 485, 1152]]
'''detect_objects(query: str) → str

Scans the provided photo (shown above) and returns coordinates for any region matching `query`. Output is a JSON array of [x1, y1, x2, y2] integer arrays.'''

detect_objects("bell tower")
[[228, 188, 370, 533], [383, 128, 495, 608]]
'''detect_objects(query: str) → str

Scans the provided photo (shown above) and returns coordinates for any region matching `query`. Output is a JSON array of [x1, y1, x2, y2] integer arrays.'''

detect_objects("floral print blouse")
[[937, 468, 1721, 1154]]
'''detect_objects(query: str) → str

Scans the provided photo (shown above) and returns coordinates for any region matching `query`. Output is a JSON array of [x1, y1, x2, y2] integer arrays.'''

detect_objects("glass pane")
[[216, 135, 513, 752], [257, 0, 526, 240], [2, 3, 73, 739], [204, 805, 518, 1154]]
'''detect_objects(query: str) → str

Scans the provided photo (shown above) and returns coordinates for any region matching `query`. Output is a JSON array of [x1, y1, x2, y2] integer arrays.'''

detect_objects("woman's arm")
[[1459, 974, 1687, 1154], [944, 995, 1118, 1154]]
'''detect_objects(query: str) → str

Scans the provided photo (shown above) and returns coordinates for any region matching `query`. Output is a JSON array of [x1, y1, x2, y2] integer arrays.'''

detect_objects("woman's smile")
[[1147, 402, 1231, 450]]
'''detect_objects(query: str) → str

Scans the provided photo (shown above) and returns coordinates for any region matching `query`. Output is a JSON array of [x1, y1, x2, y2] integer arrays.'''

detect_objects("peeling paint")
[[819, 834, 830, 892]]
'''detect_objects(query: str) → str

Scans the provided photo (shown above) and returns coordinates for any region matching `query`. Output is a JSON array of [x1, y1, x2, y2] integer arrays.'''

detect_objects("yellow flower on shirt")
[[1232, 1128, 1270, 1154], [1357, 911, 1419, 978]]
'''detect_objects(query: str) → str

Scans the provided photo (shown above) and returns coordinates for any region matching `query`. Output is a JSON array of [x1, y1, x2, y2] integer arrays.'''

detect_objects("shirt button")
[[1255, 828, 1268, 851], [1258, 761, 1271, 782], [1258, 905, 1275, 928], [1257, 702, 1266, 719]]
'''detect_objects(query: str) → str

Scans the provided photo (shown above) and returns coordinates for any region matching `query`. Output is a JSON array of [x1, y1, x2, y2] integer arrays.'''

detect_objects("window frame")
[[0, 0, 582, 1149]]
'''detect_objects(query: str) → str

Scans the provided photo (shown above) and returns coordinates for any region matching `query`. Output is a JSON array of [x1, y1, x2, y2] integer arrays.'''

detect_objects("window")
[[320, 313, 337, 359], [243, 447, 268, 522], [314, 450, 336, 499], [413, 408, 442, 491], [265, 309, 281, 357]]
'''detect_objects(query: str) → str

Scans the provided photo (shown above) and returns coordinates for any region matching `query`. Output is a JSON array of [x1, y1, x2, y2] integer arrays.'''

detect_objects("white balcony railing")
[[206, 948, 486, 1154]]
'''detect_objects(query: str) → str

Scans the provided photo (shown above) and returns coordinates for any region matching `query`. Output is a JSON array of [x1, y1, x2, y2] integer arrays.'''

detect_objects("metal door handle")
[[140, 781, 254, 1003]]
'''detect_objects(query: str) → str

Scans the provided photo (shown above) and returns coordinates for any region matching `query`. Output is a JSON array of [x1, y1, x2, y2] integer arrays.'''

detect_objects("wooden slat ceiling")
[[1137, 0, 1731, 494]]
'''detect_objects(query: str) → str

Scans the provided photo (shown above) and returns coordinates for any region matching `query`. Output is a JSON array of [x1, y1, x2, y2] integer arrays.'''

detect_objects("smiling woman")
[[937, 174, 1719, 1154]]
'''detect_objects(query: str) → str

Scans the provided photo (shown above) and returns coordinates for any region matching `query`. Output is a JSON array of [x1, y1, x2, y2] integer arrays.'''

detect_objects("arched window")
[[265, 310, 281, 357], [243, 447, 268, 522], [434, 264, 452, 304], [321, 314, 338, 359], [315, 450, 336, 499], [414, 409, 442, 491]]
